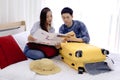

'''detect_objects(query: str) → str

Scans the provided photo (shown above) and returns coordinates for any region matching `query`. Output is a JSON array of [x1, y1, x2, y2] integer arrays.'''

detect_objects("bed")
[[0, 21, 120, 80]]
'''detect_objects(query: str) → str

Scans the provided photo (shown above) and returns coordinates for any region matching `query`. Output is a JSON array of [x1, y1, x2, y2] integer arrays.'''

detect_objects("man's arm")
[[78, 22, 90, 43], [66, 37, 83, 42], [66, 31, 83, 42]]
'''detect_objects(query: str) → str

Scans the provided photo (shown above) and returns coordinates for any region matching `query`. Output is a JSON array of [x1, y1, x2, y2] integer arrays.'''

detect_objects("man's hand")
[[66, 37, 83, 42], [66, 31, 76, 38]]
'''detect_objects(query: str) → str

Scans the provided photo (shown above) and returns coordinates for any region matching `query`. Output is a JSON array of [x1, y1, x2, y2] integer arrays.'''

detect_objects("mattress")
[[0, 31, 120, 80]]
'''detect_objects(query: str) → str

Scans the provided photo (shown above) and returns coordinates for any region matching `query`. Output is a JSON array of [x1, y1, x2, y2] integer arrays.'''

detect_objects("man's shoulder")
[[74, 20, 84, 24], [73, 20, 85, 27], [60, 24, 65, 28]]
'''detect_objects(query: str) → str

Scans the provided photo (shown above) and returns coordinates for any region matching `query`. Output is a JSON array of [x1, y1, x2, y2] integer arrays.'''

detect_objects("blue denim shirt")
[[59, 20, 90, 43]]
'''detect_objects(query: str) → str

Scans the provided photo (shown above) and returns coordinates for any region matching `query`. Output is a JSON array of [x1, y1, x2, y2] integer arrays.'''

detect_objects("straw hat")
[[30, 58, 61, 75]]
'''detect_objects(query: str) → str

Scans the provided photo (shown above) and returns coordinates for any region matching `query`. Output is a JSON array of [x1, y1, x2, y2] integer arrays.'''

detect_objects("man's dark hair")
[[61, 7, 73, 16]]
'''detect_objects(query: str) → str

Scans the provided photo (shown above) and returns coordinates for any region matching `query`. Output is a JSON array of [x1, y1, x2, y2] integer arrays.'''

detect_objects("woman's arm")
[[28, 35, 36, 42]]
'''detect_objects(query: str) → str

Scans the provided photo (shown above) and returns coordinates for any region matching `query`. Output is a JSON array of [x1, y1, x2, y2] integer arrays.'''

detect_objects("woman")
[[24, 7, 60, 60]]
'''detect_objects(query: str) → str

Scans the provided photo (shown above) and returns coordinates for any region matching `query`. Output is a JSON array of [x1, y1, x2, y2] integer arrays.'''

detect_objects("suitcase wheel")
[[101, 49, 109, 55], [61, 57, 64, 59], [75, 50, 82, 57], [78, 67, 85, 74]]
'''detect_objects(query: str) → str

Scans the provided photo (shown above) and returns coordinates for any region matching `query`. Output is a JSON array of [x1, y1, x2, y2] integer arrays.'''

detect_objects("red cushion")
[[0, 35, 27, 69], [27, 43, 59, 58]]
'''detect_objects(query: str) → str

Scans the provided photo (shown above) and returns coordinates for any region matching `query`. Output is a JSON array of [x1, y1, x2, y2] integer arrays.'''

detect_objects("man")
[[59, 7, 90, 43]]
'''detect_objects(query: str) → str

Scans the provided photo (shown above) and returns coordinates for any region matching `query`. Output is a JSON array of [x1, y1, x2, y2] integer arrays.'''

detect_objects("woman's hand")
[[60, 37, 67, 43], [28, 35, 36, 42], [55, 42, 61, 49]]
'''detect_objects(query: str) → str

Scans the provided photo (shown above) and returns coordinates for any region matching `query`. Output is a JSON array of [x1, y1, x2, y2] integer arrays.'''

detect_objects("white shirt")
[[30, 21, 55, 35]]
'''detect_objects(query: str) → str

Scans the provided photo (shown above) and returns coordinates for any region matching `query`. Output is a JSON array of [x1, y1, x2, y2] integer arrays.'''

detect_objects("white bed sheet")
[[0, 31, 120, 80], [0, 54, 120, 80], [0, 59, 35, 80], [35, 54, 120, 80]]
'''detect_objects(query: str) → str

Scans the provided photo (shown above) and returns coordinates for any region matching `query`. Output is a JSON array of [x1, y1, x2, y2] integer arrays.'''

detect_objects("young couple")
[[24, 7, 90, 60]]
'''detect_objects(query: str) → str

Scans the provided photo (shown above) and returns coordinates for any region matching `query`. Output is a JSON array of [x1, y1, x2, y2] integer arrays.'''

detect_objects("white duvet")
[[0, 31, 120, 80]]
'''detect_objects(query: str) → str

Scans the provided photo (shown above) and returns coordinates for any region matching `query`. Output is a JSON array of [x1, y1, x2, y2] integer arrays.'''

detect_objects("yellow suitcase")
[[60, 43, 109, 74]]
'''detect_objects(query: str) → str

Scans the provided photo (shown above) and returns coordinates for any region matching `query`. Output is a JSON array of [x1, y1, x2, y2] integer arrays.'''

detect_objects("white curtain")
[[0, 0, 26, 25], [0, 0, 44, 30], [0, 0, 120, 53], [108, 0, 120, 53]]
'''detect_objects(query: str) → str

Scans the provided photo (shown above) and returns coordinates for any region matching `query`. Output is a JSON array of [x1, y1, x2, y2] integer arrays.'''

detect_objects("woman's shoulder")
[[33, 21, 40, 26], [30, 21, 41, 35], [49, 26, 55, 33], [32, 21, 42, 29]]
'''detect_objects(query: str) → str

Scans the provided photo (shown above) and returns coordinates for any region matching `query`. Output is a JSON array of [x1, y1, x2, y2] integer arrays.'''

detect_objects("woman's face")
[[46, 11, 52, 25]]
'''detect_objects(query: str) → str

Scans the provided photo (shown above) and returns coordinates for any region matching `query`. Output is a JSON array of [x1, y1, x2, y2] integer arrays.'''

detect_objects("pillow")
[[13, 31, 29, 51], [0, 35, 27, 69]]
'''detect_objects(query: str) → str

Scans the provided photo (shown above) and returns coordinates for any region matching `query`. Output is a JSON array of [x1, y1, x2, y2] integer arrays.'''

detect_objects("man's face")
[[62, 13, 73, 26]]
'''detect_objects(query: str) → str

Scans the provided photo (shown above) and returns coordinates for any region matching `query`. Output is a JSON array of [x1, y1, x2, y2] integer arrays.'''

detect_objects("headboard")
[[0, 21, 26, 36]]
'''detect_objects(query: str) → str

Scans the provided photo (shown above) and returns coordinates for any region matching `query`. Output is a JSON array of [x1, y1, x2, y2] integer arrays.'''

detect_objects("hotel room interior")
[[0, 0, 120, 80]]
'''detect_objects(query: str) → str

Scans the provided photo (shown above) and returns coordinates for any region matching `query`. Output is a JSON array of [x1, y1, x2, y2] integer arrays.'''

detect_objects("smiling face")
[[62, 13, 73, 27], [46, 11, 52, 25]]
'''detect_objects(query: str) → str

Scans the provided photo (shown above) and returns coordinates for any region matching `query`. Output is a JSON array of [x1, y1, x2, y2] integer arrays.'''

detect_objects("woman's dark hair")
[[40, 7, 51, 32], [61, 7, 73, 16]]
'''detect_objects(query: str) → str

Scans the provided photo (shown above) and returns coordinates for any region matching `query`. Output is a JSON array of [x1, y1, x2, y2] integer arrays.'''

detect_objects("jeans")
[[24, 45, 45, 60]]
